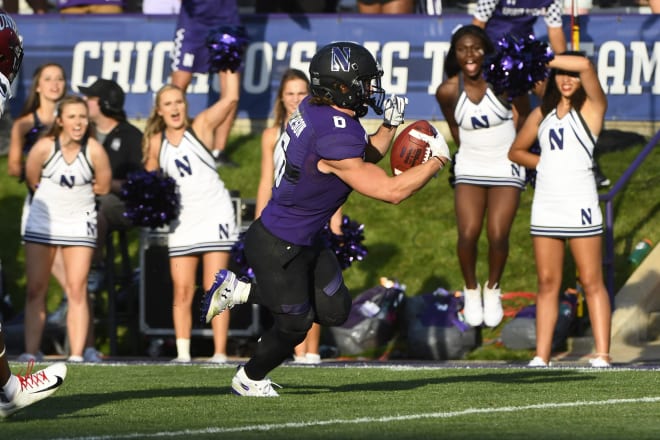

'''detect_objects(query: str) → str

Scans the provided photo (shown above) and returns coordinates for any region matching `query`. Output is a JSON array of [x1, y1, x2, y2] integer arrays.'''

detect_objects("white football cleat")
[[0, 362, 67, 418], [231, 366, 280, 397], [201, 269, 250, 324]]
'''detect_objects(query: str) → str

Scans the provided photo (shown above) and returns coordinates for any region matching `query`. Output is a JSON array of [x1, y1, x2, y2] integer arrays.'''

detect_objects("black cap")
[[79, 79, 126, 119]]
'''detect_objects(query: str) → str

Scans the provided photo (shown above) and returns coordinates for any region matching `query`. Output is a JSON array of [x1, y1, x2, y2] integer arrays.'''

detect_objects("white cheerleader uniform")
[[23, 140, 97, 247], [531, 108, 602, 237], [159, 128, 238, 257], [454, 84, 525, 188]]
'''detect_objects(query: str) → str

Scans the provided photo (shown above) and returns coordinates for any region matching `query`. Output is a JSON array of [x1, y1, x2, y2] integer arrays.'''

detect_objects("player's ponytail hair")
[[309, 95, 334, 107]]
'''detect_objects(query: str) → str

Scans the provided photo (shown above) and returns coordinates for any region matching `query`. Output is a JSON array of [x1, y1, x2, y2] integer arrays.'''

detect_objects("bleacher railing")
[[599, 129, 660, 308]]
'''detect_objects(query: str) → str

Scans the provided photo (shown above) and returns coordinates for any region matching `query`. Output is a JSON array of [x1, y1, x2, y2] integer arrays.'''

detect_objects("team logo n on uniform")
[[549, 128, 564, 150]]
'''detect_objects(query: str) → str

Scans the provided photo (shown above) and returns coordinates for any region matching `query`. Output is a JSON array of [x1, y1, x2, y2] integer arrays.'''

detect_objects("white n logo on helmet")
[[330, 46, 351, 72]]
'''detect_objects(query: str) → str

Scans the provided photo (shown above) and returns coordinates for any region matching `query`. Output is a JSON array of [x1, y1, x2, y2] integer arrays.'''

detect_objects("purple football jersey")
[[474, 0, 563, 44], [171, 0, 241, 73], [177, 0, 240, 27], [260, 97, 368, 246]]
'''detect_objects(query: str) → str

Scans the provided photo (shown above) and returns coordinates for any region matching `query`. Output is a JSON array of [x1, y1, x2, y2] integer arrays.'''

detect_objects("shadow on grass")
[[4, 368, 599, 422], [285, 369, 596, 395], [3, 385, 231, 422]]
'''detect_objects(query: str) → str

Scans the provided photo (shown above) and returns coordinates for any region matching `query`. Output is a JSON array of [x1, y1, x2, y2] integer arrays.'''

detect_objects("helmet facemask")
[[356, 71, 385, 117]]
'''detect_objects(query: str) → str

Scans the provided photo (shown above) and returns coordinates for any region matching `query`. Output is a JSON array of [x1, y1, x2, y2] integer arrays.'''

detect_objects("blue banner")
[[12, 13, 660, 122]]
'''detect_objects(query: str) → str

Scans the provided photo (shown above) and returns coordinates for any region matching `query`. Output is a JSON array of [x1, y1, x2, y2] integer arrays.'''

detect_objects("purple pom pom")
[[483, 34, 555, 99], [206, 25, 250, 73], [231, 215, 367, 278], [120, 170, 180, 228], [231, 215, 367, 280], [321, 215, 368, 270]]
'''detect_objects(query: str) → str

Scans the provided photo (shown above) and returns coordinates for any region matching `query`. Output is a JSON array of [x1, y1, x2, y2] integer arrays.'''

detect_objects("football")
[[389, 120, 436, 175]]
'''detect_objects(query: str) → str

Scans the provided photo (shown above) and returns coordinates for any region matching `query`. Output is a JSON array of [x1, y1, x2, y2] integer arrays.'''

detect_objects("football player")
[[0, 9, 67, 418], [202, 41, 451, 396]]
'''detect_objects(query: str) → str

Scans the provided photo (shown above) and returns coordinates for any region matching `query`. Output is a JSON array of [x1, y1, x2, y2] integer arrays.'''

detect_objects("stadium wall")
[[12, 13, 659, 137]]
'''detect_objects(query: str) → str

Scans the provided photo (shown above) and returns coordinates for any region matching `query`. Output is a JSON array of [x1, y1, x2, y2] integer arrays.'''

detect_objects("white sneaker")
[[208, 353, 228, 363], [528, 356, 552, 367], [231, 366, 280, 397], [482, 282, 504, 327], [589, 357, 611, 368], [462, 284, 483, 327], [83, 347, 103, 363], [201, 269, 250, 324], [292, 353, 321, 365], [170, 357, 192, 363], [0, 362, 67, 418]]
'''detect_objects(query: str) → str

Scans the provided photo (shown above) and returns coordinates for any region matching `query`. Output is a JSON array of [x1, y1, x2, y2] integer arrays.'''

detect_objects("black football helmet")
[[0, 10, 23, 84], [309, 41, 384, 118]]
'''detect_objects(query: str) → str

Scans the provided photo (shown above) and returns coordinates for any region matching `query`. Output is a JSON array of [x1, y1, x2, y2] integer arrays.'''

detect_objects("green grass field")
[[0, 127, 658, 360], [2, 362, 659, 439], [1, 129, 659, 439]]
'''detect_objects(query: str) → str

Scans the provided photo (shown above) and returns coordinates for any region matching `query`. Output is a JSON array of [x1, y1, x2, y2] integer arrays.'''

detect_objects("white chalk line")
[[50, 396, 660, 440]]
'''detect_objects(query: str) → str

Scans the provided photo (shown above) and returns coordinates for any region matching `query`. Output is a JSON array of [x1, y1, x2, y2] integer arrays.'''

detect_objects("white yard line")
[[51, 396, 660, 440]]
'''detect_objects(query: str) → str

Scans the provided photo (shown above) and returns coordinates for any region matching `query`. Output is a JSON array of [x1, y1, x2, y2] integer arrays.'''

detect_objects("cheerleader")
[[23, 95, 111, 362], [143, 84, 239, 363], [509, 53, 611, 368]]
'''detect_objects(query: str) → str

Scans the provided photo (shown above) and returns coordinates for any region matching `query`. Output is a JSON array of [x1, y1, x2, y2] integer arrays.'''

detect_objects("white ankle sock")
[[236, 280, 251, 303], [176, 339, 191, 360], [2, 375, 18, 400]]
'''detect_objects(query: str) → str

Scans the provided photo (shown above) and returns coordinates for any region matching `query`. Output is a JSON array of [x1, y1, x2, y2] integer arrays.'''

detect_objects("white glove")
[[0, 72, 11, 117], [383, 94, 408, 127], [409, 127, 451, 164]]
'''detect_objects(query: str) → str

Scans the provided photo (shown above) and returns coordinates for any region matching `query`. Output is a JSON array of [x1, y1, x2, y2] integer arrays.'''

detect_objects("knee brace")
[[315, 272, 352, 327], [275, 310, 315, 347], [313, 248, 352, 326]]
